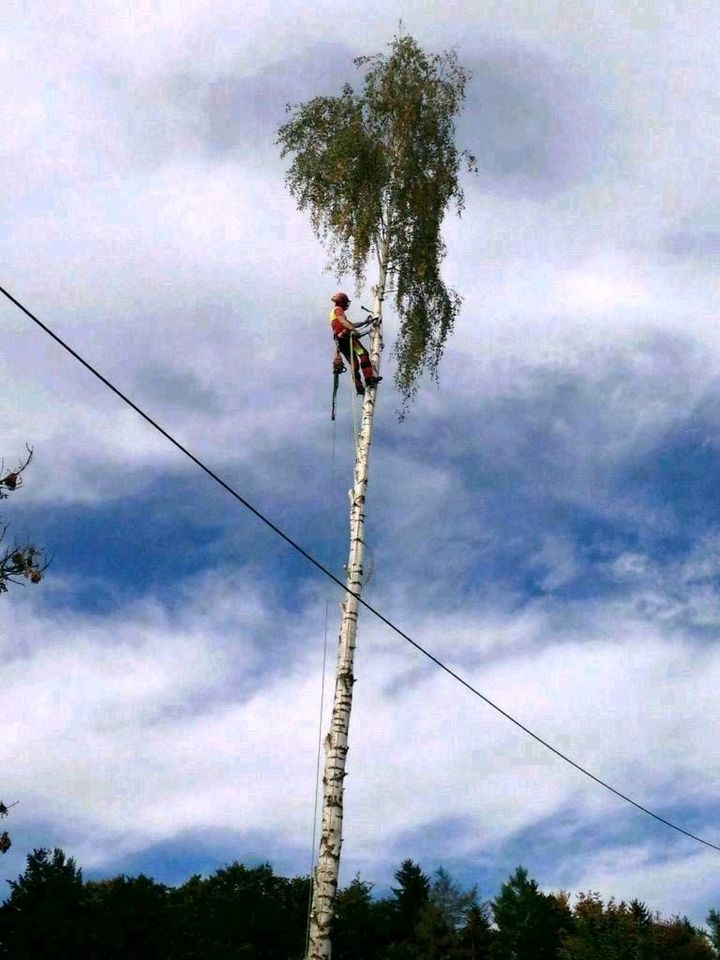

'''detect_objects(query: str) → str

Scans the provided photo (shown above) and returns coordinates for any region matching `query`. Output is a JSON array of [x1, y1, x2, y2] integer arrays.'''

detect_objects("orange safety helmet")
[[331, 291, 350, 305]]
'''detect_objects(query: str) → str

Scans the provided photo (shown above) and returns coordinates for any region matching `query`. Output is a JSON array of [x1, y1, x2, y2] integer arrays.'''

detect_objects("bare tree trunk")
[[306, 254, 387, 960]]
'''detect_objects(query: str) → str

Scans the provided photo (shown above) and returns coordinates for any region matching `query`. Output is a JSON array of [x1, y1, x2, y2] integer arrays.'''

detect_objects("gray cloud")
[[201, 41, 355, 155], [133, 363, 222, 413], [665, 229, 720, 258], [459, 44, 611, 197], [108, 36, 610, 199]]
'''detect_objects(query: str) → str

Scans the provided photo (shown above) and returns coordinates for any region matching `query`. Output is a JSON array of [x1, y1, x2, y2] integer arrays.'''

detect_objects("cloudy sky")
[[2, 0, 720, 925]]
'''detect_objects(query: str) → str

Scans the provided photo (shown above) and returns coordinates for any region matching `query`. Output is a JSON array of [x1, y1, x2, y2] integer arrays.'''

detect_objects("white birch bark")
[[306, 252, 387, 960]]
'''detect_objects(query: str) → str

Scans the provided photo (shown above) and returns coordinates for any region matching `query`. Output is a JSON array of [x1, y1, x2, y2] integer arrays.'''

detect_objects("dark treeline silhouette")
[[0, 848, 717, 959]]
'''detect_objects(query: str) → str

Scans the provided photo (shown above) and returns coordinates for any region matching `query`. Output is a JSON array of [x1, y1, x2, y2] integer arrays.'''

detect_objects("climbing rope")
[[305, 599, 330, 957], [305, 395, 342, 953], [348, 336, 359, 452]]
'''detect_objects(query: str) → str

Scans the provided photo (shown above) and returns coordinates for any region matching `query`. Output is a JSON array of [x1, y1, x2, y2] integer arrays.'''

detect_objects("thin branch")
[[0, 446, 34, 496]]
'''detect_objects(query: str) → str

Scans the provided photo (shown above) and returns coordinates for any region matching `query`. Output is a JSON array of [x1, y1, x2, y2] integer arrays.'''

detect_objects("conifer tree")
[[492, 866, 572, 960], [390, 859, 432, 946], [1, 848, 88, 956], [278, 32, 474, 960], [707, 909, 720, 957]]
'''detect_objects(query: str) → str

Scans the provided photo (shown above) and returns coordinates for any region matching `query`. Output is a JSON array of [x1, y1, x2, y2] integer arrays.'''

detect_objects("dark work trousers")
[[336, 333, 373, 394]]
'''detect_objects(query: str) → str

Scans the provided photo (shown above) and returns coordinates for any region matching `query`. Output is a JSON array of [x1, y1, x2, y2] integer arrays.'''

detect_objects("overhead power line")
[[2, 283, 718, 854]]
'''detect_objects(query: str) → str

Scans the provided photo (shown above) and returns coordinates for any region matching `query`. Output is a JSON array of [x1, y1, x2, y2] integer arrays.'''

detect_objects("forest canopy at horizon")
[[1, 846, 718, 959]]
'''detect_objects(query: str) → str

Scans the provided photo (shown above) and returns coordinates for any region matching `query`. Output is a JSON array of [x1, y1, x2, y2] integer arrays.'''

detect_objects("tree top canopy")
[[277, 32, 475, 410]]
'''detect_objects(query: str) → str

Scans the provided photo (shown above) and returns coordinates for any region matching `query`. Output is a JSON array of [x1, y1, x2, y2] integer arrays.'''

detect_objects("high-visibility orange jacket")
[[330, 305, 350, 338]]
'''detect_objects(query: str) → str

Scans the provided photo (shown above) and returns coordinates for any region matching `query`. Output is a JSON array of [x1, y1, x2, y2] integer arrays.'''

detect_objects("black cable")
[[2, 283, 718, 854]]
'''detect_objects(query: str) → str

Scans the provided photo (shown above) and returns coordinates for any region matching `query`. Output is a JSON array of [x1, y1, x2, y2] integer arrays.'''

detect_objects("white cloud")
[[559, 844, 720, 923], [4, 0, 720, 928], [3, 572, 719, 923]]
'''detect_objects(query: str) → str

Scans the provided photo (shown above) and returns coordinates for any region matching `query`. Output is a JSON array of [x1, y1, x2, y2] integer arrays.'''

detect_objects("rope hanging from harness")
[[348, 333, 359, 449]]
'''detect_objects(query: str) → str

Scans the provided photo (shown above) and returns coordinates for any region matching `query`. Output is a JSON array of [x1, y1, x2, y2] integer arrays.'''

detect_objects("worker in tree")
[[330, 291, 382, 396]]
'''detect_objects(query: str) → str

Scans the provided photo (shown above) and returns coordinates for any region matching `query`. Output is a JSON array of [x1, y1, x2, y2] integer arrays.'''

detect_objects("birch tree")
[[277, 32, 474, 960]]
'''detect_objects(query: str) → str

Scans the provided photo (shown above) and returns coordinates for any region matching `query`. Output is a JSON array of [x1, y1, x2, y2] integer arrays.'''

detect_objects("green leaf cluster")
[[277, 33, 475, 410], [558, 890, 715, 960]]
